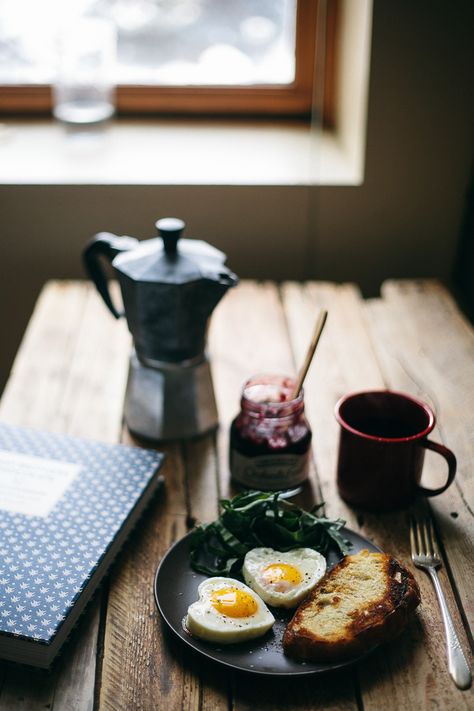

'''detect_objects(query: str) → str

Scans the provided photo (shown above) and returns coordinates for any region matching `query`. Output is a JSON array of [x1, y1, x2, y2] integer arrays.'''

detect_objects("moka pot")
[[83, 217, 238, 441]]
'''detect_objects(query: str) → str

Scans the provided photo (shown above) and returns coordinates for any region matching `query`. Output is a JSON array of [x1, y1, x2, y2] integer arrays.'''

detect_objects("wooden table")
[[0, 279, 473, 711]]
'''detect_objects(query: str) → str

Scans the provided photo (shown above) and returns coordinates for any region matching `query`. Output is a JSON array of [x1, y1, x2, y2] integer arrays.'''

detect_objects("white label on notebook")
[[0, 450, 80, 517]]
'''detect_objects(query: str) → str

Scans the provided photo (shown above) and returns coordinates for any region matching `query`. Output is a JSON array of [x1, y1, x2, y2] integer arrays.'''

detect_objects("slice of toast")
[[283, 549, 420, 662]]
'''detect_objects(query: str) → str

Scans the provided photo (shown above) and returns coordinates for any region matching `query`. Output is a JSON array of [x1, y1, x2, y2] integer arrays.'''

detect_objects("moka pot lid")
[[112, 218, 236, 286]]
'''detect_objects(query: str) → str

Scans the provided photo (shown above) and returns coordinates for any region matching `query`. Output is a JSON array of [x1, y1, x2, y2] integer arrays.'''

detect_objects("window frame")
[[0, 0, 337, 123]]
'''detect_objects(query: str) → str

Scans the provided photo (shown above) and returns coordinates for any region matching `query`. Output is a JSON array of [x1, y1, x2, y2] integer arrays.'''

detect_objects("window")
[[0, 0, 337, 122]]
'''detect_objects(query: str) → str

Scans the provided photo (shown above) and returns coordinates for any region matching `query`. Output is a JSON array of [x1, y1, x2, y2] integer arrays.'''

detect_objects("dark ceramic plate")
[[154, 527, 382, 677]]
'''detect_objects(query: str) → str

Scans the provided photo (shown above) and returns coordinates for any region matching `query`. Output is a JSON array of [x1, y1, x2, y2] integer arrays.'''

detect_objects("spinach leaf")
[[189, 490, 351, 576]]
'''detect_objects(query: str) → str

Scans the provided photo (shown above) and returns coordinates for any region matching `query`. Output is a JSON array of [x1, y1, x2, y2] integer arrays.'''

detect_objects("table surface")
[[0, 279, 473, 711]]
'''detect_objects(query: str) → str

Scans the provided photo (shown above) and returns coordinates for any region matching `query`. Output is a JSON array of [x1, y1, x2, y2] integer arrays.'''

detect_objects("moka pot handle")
[[82, 232, 139, 319]]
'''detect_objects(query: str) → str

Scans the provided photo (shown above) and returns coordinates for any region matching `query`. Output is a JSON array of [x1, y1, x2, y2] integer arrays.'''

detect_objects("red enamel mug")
[[335, 390, 457, 512]]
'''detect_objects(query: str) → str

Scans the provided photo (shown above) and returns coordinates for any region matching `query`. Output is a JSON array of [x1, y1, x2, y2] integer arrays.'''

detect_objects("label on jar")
[[230, 449, 309, 490]]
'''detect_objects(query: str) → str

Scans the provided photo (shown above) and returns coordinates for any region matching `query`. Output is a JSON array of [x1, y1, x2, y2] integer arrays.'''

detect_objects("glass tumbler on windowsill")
[[53, 18, 117, 126]]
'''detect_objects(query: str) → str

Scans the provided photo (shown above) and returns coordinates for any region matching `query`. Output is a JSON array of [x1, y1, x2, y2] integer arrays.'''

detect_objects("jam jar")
[[229, 374, 312, 490]]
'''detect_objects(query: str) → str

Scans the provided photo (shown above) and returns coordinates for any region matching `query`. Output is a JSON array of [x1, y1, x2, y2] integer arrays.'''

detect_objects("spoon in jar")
[[290, 309, 328, 400]]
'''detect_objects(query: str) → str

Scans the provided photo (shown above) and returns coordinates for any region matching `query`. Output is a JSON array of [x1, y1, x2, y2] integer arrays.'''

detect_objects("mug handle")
[[416, 439, 457, 497]]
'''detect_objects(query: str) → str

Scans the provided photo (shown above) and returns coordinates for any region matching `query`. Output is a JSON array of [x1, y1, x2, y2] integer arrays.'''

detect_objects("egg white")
[[185, 576, 275, 644], [243, 547, 326, 608]]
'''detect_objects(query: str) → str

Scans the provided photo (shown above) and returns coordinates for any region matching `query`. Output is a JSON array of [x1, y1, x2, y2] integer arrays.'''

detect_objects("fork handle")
[[428, 568, 472, 690]]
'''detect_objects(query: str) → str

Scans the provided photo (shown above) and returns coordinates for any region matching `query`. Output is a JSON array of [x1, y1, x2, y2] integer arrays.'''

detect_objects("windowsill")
[[0, 118, 363, 187], [0, 0, 374, 188]]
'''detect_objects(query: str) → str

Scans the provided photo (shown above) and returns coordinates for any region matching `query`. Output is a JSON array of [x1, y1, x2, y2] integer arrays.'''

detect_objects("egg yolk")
[[210, 587, 258, 618], [261, 563, 302, 586]]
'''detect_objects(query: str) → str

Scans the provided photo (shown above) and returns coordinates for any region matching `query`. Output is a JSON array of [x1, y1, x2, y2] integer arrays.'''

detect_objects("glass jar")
[[229, 374, 312, 490]]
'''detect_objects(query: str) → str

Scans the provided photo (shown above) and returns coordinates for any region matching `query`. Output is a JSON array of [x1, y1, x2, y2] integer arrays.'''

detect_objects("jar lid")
[[241, 374, 304, 416]]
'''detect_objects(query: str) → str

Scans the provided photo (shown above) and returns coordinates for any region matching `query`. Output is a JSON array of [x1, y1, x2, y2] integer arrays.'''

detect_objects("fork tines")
[[410, 516, 440, 559]]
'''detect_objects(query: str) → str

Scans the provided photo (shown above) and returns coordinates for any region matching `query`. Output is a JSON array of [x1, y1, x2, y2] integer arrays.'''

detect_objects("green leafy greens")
[[189, 490, 352, 577]]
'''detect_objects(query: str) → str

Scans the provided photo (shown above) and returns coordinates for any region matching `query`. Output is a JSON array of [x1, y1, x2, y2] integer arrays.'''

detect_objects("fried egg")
[[243, 547, 326, 608], [185, 577, 275, 644]]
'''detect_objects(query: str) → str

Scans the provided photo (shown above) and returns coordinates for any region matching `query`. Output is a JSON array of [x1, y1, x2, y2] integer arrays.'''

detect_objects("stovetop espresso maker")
[[83, 217, 238, 441]]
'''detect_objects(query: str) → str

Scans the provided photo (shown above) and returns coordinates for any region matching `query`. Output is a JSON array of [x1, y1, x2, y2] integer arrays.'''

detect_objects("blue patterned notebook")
[[0, 423, 164, 667]]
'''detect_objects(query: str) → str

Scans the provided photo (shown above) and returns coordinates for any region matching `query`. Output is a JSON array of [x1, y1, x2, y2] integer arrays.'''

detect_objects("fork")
[[410, 516, 472, 690]]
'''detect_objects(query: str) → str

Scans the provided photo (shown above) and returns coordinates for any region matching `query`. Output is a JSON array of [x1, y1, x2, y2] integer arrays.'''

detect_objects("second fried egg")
[[186, 577, 275, 644], [243, 547, 326, 608]]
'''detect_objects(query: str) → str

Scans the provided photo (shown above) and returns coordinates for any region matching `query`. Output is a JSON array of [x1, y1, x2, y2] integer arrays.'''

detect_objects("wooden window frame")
[[0, 0, 337, 123]]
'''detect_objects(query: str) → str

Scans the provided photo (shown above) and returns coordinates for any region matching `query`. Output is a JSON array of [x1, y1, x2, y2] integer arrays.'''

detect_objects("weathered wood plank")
[[98, 501, 189, 710], [357, 507, 473, 710], [0, 282, 130, 711], [183, 434, 231, 711], [362, 280, 474, 705], [54, 286, 130, 440], [210, 281, 358, 711], [281, 281, 384, 523], [376, 279, 474, 505], [99, 414, 226, 709], [98, 326, 226, 707], [364, 282, 474, 621], [183, 434, 220, 526], [48, 602, 101, 711], [188, 281, 312, 710], [98, 428, 191, 711], [0, 282, 89, 428], [209, 280, 320, 504], [99, 423, 228, 709], [281, 281, 473, 710]]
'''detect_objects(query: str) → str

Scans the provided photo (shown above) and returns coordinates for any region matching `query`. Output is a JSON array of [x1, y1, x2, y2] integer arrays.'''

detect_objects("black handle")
[[82, 232, 139, 319]]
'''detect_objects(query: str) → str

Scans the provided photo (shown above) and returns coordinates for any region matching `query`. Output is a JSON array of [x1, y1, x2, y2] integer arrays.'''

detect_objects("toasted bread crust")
[[283, 550, 420, 662]]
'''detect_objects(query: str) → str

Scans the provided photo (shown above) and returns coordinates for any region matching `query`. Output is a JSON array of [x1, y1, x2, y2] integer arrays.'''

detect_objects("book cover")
[[0, 422, 164, 667]]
